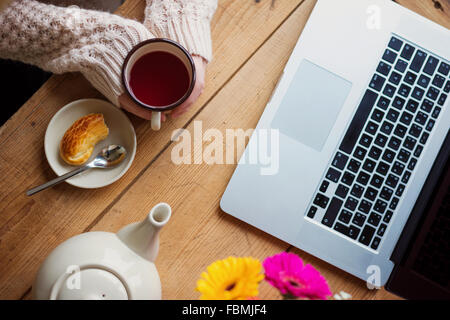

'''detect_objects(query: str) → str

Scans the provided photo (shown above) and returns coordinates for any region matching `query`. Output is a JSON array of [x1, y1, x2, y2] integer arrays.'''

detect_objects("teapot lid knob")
[[50, 266, 130, 300]]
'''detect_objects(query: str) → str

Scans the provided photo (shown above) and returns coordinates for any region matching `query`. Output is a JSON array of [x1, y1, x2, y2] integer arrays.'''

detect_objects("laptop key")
[[410, 50, 427, 72], [387, 108, 400, 122], [406, 99, 419, 113], [438, 61, 449, 76], [344, 197, 358, 211], [332, 152, 348, 170], [359, 199, 372, 214], [341, 171, 355, 186], [364, 187, 378, 201], [399, 111, 413, 125], [437, 93, 447, 106], [388, 137, 401, 151], [423, 56, 439, 75], [376, 161, 390, 175], [401, 170, 411, 184], [377, 96, 390, 110], [432, 74, 445, 88], [339, 90, 378, 154], [371, 108, 385, 122], [371, 237, 381, 250], [412, 86, 425, 100], [351, 184, 364, 198], [425, 119, 435, 132], [389, 72, 402, 85], [388, 37, 403, 51], [426, 86, 439, 100], [409, 124, 422, 138], [377, 224, 387, 237], [377, 61, 391, 76], [383, 84, 396, 97], [370, 174, 384, 189], [431, 106, 441, 119], [335, 184, 350, 199], [374, 199, 387, 214], [359, 134, 373, 148], [420, 132, 429, 144], [382, 48, 397, 63], [382, 148, 396, 163], [404, 71, 417, 85], [398, 84, 411, 97], [380, 186, 393, 201], [362, 158, 376, 173], [403, 136, 417, 151], [392, 161, 405, 176], [368, 146, 382, 160], [353, 213, 366, 227], [445, 81, 450, 93], [390, 197, 399, 210], [421, 99, 433, 113], [338, 209, 353, 224], [418, 74, 430, 88], [400, 44, 415, 60], [307, 206, 317, 218], [347, 159, 361, 173], [380, 121, 394, 135], [319, 180, 329, 193], [322, 197, 343, 227], [392, 96, 405, 110], [365, 121, 379, 135], [407, 158, 417, 171], [326, 167, 341, 183], [357, 171, 370, 186], [334, 222, 360, 240], [415, 111, 428, 125], [395, 59, 408, 73], [397, 148, 411, 163], [314, 193, 330, 209], [395, 184, 405, 197], [369, 74, 386, 91], [359, 225, 376, 246], [354, 146, 367, 161], [383, 210, 393, 223], [394, 123, 407, 138], [414, 145, 423, 157], [386, 174, 399, 189], [374, 133, 388, 147], [368, 212, 382, 226]]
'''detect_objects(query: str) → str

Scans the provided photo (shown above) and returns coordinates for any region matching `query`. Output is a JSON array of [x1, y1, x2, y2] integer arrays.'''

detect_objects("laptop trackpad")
[[271, 59, 352, 151]]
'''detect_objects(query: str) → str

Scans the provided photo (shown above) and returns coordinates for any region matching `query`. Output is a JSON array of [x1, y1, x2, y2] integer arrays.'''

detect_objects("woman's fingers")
[[118, 93, 153, 120]]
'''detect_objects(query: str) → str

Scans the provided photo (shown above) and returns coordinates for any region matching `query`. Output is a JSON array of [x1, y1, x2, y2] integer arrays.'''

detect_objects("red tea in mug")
[[129, 51, 190, 107]]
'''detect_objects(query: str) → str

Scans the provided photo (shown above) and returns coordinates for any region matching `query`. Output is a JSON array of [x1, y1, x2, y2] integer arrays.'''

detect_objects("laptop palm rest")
[[271, 59, 352, 151]]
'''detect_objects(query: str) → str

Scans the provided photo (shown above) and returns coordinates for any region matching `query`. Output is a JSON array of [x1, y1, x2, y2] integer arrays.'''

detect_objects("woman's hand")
[[119, 55, 207, 121]]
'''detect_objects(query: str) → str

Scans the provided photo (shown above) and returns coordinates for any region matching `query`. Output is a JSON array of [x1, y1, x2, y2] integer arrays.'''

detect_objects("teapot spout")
[[117, 203, 171, 262]]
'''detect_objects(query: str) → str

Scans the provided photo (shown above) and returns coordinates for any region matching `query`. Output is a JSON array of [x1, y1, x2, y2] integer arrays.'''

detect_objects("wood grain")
[[2, 0, 448, 300], [0, 0, 304, 299]]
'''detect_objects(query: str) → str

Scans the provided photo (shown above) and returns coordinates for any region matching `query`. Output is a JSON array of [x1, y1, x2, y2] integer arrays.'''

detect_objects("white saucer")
[[44, 99, 136, 189]]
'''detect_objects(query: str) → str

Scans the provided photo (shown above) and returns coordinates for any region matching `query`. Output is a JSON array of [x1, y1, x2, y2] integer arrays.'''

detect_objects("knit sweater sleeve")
[[144, 0, 217, 62], [0, 0, 152, 106]]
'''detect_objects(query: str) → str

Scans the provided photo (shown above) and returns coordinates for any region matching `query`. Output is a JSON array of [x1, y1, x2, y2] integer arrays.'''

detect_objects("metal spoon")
[[27, 145, 127, 196]]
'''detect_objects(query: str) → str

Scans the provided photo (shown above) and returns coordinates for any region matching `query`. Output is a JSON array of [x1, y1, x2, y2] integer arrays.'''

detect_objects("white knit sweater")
[[0, 0, 217, 106]]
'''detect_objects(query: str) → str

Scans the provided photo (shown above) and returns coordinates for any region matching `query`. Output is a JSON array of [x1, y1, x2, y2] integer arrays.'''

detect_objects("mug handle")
[[151, 111, 161, 131]]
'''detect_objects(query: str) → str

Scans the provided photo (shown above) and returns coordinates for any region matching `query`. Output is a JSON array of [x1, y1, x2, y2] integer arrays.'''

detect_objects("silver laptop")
[[221, 0, 450, 286]]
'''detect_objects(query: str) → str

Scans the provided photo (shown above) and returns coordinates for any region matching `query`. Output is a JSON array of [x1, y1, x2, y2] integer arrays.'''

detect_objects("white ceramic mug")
[[122, 39, 196, 130]]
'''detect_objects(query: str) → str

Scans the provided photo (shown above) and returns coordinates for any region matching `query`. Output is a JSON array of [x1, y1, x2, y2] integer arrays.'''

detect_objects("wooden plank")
[[0, 0, 305, 299], [396, 0, 450, 28], [88, 0, 319, 300]]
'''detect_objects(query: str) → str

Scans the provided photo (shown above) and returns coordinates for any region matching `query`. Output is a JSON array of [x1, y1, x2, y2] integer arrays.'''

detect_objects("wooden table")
[[1, 0, 449, 300]]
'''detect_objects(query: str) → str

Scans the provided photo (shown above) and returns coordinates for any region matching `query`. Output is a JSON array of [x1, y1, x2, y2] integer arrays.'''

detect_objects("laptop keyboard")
[[306, 35, 449, 250]]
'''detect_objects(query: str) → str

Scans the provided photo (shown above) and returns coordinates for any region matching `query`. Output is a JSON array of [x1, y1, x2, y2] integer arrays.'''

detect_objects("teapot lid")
[[50, 266, 130, 300]]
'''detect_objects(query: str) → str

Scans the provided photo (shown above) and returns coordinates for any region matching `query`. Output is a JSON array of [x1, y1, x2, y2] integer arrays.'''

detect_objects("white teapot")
[[32, 203, 171, 300]]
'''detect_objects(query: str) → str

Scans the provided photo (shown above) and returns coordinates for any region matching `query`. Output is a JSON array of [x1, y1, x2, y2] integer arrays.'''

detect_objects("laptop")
[[220, 0, 450, 294]]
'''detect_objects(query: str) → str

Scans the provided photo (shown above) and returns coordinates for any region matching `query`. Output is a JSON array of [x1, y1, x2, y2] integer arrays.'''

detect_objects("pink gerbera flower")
[[263, 252, 332, 300]]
